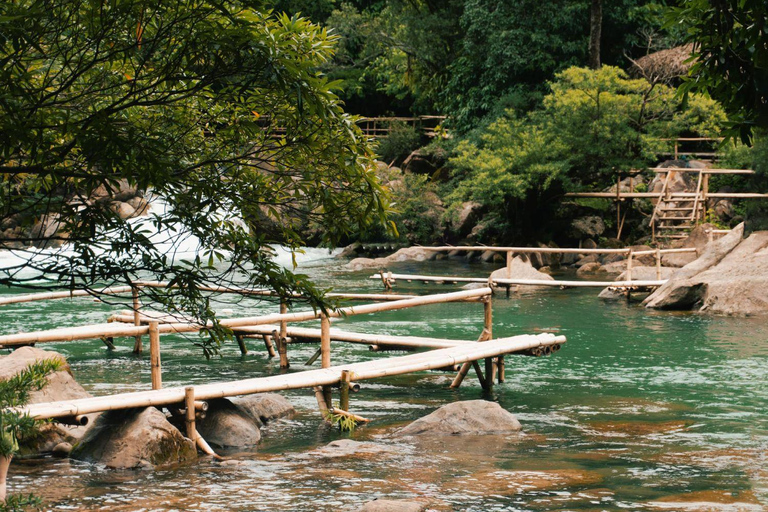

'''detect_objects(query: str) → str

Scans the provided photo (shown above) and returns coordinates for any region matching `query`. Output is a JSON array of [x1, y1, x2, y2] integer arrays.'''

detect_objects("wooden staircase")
[[651, 169, 706, 241]]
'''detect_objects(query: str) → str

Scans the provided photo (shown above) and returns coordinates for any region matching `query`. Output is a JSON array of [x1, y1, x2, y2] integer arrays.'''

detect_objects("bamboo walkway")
[[20, 333, 564, 421]]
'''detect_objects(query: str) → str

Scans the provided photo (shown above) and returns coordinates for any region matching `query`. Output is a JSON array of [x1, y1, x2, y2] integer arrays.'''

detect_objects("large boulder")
[[347, 246, 436, 270], [72, 407, 197, 469], [661, 223, 715, 268], [644, 224, 768, 315], [197, 398, 262, 449], [0, 347, 94, 454], [571, 216, 605, 239], [231, 394, 295, 424], [358, 500, 428, 512], [489, 256, 554, 285], [398, 400, 522, 436]]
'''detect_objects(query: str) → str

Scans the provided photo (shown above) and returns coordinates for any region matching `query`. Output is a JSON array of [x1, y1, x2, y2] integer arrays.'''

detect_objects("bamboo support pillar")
[[626, 251, 634, 302], [483, 298, 495, 390], [149, 321, 161, 390], [278, 300, 289, 369], [235, 334, 248, 355], [655, 248, 662, 280], [321, 314, 332, 408], [451, 297, 493, 389], [132, 286, 143, 354], [101, 336, 116, 350], [339, 370, 351, 412], [262, 334, 277, 358], [185, 386, 219, 458]]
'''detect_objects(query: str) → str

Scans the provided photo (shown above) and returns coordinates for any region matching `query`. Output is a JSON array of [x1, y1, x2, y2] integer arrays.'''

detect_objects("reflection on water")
[[1, 259, 767, 511]]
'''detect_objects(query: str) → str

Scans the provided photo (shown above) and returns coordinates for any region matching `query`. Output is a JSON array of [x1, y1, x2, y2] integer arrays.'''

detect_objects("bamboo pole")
[[320, 314, 332, 408], [329, 407, 370, 423], [132, 286, 143, 355], [305, 348, 322, 366], [0, 285, 135, 307], [656, 248, 662, 281], [483, 298, 494, 389], [149, 322, 161, 390], [184, 387, 219, 458], [235, 334, 248, 355], [451, 313, 493, 389], [497, 356, 505, 383], [22, 334, 566, 420], [339, 370, 350, 411], [262, 334, 277, 358], [0, 288, 493, 347], [370, 274, 666, 288]]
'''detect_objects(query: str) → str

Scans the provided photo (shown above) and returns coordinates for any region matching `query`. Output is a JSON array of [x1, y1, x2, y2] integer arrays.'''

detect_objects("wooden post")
[[262, 334, 277, 358], [132, 286, 143, 355], [506, 251, 512, 278], [279, 299, 288, 340], [702, 173, 710, 218], [451, 298, 493, 389], [149, 321, 161, 390], [497, 356, 505, 383], [101, 336, 116, 350], [235, 334, 247, 355], [339, 370, 350, 412], [279, 299, 290, 369], [655, 248, 662, 281], [184, 386, 197, 440], [626, 250, 634, 302], [321, 314, 332, 408]]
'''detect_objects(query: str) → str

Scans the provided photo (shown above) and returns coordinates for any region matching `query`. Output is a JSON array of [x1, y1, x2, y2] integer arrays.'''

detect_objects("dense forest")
[[268, 0, 768, 247]]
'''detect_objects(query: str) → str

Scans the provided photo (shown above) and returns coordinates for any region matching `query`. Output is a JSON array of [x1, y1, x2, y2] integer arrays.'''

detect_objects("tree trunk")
[[589, 0, 602, 69]]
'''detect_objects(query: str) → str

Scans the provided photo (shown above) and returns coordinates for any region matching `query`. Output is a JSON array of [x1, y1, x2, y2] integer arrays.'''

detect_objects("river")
[[1, 255, 767, 511]]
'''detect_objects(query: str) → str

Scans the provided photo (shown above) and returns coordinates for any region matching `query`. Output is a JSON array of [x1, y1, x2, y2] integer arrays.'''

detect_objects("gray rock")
[[310, 439, 395, 459], [72, 407, 196, 469], [398, 400, 522, 436], [0, 347, 95, 454], [51, 442, 72, 458], [576, 262, 604, 275], [197, 398, 262, 449], [126, 196, 150, 216], [358, 499, 427, 512], [662, 223, 716, 268], [489, 256, 554, 286], [231, 394, 295, 424], [454, 201, 482, 237], [582, 238, 598, 249], [571, 216, 605, 238], [574, 254, 599, 267], [109, 201, 136, 219], [598, 266, 677, 300]]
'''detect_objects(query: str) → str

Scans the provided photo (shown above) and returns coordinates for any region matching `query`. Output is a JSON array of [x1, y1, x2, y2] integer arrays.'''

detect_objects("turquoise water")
[[1, 257, 767, 511]]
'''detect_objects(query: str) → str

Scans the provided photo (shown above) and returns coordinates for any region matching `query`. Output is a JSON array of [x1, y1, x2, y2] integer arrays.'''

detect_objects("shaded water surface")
[[1, 258, 767, 511]]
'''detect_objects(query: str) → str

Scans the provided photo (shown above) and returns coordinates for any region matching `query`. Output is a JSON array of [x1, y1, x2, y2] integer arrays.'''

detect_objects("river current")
[[1, 254, 767, 511]]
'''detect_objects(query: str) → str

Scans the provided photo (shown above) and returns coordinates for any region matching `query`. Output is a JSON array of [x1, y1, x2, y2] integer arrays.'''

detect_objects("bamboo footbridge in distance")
[[0, 284, 565, 456], [369, 245, 701, 295]]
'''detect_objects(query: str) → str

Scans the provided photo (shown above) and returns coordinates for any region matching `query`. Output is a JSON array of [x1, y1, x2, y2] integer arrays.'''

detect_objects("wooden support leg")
[[339, 370, 351, 412], [185, 387, 219, 458], [320, 314, 332, 407], [132, 286, 143, 355], [305, 348, 322, 366], [101, 336, 116, 350], [451, 298, 493, 389], [149, 321, 162, 390], [451, 361, 472, 388], [484, 357, 495, 390], [235, 334, 248, 355], [262, 334, 277, 358], [314, 386, 330, 416], [279, 300, 290, 369], [472, 360, 490, 391], [497, 356, 505, 383]]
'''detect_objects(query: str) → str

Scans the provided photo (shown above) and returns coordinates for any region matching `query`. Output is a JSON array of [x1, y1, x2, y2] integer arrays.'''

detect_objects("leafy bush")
[[375, 122, 422, 166]]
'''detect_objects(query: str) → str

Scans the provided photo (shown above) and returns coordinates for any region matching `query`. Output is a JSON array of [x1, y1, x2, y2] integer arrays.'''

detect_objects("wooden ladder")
[[652, 169, 705, 241]]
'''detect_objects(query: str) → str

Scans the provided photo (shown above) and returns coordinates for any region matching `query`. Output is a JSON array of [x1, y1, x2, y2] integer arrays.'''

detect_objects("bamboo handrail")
[[649, 167, 755, 174], [370, 273, 666, 288], [0, 288, 492, 346], [19, 333, 565, 420], [415, 246, 696, 255]]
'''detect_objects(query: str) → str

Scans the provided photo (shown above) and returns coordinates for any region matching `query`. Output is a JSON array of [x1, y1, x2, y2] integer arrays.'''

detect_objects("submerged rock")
[[645, 223, 768, 315], [197, 398, 262, 449], [72, 407, 196, 469], [347, 246, 436, 270], [398, 400, 522, 436], [358, 499, 427, 512], [231, 393, 295, 424], [310, 439, 396, 459], [0, 347, 94, 454]]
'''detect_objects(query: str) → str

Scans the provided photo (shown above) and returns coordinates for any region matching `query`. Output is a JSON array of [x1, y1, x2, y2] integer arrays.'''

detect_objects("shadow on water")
[[1, 258, 767, 510]]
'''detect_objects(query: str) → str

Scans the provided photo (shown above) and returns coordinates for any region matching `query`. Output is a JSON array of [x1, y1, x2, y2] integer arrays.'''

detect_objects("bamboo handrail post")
[[279, 299, 288, 340], [655, 248, 662, 281], [149, 321, 162, 390], [132, 286, 143, 355], [279, 298, 290, 369], [484, 357, 495, 390], [497, 356, 505, 383], [320, 314, 332, 408], [184, 386, 197, 440], [626, 250, 634, 282], [262, 334, 277, 358], [235, 334, 248, 355], [339, 370, 351, 412]]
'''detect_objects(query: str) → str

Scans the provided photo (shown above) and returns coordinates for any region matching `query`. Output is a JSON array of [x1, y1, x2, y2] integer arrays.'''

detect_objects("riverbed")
[[1, 255, 767, 511]]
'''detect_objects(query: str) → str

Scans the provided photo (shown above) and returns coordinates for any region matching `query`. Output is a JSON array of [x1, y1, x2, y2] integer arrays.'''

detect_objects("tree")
[[0, 0, 390, 354], [673, 0, 768, 140], [589, 0, 603, 69]]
